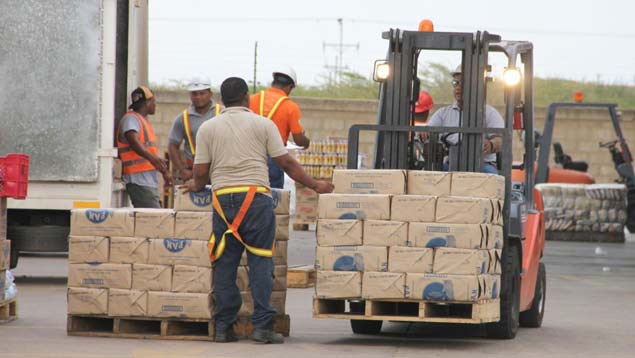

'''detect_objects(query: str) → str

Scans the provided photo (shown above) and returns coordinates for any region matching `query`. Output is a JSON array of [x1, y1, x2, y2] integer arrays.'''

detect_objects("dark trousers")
[[126, 183, 160, 208], [212, 192, 277, 332], [267, 156, 284, 189]]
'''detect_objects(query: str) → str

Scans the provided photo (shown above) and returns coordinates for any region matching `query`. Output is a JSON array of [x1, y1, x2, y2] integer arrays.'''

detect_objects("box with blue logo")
[[315, 246, 388, 272], [174, 211, 213, 241], [317, 194, 391, 220], [174, 186, 213, 212], [432, 248, 490, 275], [388, 246, 433, 273], [489, 249, 502, 274], [409, 223, 487, 249], [481, 274, 501, 299], [134, 209, 175, 239], [486, 225, 504, 249], [406, 273, 483, 302], [272, 189, 291, 215], [316, 219, 363, 246], [316, 271, 361, 299], [70, 209, 135, 237], [390, 195, 437, 222], [68, 236, 109, 263], [148, 239, 210, 267], [68, 263, 132, 289]]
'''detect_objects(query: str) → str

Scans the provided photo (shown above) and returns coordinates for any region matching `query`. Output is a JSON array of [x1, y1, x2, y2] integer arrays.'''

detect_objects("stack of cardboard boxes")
[[67, 187, 291, 320], [315, 170, 504, 303]]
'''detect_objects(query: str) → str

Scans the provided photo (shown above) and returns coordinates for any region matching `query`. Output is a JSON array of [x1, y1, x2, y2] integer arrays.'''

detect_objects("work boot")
[[251, 328, 284, 344], [215, 327, 239, 343]]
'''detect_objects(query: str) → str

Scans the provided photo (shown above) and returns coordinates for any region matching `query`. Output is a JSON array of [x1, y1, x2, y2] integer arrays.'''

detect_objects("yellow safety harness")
[[259, 91, 288, 119], [183, 103, 221, 157], [208, 186, 275, 262]]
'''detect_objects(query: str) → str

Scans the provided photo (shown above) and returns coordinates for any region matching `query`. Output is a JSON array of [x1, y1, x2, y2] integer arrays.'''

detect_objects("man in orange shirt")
[[250, 67, 310, 188]]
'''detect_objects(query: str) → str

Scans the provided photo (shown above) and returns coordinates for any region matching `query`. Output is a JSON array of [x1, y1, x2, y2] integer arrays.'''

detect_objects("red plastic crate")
[[0, 153, 29, 199]]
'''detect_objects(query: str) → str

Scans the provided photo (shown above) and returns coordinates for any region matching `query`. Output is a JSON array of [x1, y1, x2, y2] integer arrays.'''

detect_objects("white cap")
[[187, 77, 211, 91], [272, 66, 297, 86], [451, 65, 462, 75]]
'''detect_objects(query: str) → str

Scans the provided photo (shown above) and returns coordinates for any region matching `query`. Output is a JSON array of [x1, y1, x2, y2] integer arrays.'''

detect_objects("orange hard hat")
[[415, 91, 434, 113]]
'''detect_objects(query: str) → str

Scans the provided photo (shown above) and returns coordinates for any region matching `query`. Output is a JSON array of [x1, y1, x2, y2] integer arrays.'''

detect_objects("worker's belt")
[[208, 186, 274, 262]]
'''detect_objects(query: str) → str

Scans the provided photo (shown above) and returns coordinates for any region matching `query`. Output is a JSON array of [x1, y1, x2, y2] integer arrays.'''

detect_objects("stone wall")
[[149, 89, 635, 184]]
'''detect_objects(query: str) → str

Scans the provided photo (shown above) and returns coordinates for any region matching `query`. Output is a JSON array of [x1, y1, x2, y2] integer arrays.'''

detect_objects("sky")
[[149, 0, 635, 87]]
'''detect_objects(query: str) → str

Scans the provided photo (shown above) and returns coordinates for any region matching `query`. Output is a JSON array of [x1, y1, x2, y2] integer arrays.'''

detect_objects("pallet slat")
[[0, 299, 17, 324], [313, 298, 499, 324], [287, 265, 316, 288]]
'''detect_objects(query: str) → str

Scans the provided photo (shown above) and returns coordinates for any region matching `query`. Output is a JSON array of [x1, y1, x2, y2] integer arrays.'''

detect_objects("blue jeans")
[[267, 156, 284, 189], [212, 192, 277, 332], [442, 162, 499, 174]]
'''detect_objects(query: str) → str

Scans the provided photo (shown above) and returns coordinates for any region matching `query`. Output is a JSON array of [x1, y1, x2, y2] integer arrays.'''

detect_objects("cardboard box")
[[274, 240, 288, 266], [316, 219, 363, 246], [409, 223, 486, 249], [318, 194, 391, 220], [332, 169, 406, 195], [134, 209, 175, 239], [148, 239, 211, 267], [0, 240, 11, 270], [172, 265, 213, 293], [407, 171, 451, 196], [492, 199, 504, 225], [67, 287, 108, 314], [239, 290, 286, 316], [70, 209, 135, 237], [388, 246, 433, 273], [363, 220, 408, 246], [272, 189, 291, 215], [436, 197, 493, 224], [432, 248, 490, 275], [147, 291, 212, 319], [315, 246, 387, 272], [274, 265, 287, 291], [295, 202, 318, 224], [390, 195, 436, 222], [68, 263, 132, 289], [174, 186, 213, 211], [481, 274, 501, 299], [275, 215, 290, 241], [406, 273, 483, 302], [132, 264, 172, 291], [68, 236, 109, 263], [451, 172, 505, 200], [108, 289, 147, 316], [362, 272, 406, 299], [315, 271, 361, 299], [174, 211, 212, 241], [236, 266, 250, 291], [109, 237, 149, 264], [486, 225, 504, 249], [489, 249, 502, 274]]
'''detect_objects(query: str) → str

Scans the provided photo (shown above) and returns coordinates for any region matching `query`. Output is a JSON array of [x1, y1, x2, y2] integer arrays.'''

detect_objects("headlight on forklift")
[[503, 68, 522, 86], [373, 60, 390, 82]]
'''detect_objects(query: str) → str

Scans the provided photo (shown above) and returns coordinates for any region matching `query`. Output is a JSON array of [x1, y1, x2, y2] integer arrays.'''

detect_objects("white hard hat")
[[187, 77, 211, 91], [272, 66, 297, 87], [451, 65, 462, 75]]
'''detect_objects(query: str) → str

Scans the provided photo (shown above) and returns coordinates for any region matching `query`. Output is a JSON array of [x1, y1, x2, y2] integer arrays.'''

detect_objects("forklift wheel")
[[486, 244, 520, 339], [520, 262, 546, 327], [351, 320, 383, 335]]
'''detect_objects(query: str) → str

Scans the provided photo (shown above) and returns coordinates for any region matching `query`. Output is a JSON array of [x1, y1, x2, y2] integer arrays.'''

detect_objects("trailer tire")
[[486, 244, 520, 339], [520, 262, 546, 328], [350, 320, 382, 335]]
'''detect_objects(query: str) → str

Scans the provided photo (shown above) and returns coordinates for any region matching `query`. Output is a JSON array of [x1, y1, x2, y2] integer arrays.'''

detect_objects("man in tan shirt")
[[186, 77, 333, 344]]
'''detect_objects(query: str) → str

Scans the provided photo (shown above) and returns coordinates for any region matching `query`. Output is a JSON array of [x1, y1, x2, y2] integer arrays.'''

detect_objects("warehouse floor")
[[1, 232, 635, 358]]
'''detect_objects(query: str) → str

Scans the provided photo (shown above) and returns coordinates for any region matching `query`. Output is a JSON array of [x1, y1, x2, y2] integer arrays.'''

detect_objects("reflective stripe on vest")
[[207, 186, 274, 262], [258, 90, 288, 119], [183, 104, 222, 158], [116, 111, 159, 175]]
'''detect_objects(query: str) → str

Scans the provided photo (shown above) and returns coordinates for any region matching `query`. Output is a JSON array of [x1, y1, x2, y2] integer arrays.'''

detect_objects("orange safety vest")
[[208, 186, 275, 262], [258, 90, 288, 119], [184, 104, 221, 168], [116, 111, 159, 175]]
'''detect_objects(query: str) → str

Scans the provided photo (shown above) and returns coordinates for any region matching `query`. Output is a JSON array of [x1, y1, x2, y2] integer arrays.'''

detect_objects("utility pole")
[[253, 41, 258, 93], [323, 18, 359, 83]]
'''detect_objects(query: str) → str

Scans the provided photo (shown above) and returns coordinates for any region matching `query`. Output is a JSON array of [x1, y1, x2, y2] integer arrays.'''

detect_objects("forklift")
[[344, 24, 546, 339]]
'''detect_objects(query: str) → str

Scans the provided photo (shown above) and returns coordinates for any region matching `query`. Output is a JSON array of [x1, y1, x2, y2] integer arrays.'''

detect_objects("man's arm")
[[291, 132, 310, 148], [168, 143, 192, 180], [185, 162, 211, 193], [273, 154, 333, 193], [125, 131, 167, 174]]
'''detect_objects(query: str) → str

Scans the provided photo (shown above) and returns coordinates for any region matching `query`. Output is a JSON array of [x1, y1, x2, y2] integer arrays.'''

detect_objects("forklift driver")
[[426, 65, 504, 174]]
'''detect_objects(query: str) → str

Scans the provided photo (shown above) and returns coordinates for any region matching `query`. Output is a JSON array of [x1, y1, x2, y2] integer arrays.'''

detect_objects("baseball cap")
[[129, 86, 153, 109], [187, 77, 211, 91]]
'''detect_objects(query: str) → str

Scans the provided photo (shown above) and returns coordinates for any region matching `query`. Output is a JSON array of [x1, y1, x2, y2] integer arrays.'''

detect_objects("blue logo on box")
[[272, 189, 281, 209], [189, 190, 211, 207], [85, 209, 111, 224], [163, 238, 190, 253]]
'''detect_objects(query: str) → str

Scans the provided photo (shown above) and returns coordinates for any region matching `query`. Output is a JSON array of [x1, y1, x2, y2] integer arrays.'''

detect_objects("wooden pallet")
[[287, 265, 316, 288], [0, 298, 17, 324], [292, 223, 310, 231], [313, 298, 499, 324], [67, 314, 290, 341]]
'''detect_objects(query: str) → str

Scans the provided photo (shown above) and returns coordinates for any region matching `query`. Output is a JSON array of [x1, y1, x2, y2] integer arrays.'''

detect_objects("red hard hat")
[[415, 91, 434, 113]]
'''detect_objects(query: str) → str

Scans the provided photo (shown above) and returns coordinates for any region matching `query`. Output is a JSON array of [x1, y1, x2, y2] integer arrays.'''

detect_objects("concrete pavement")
[[1, 232, 635, 358]]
